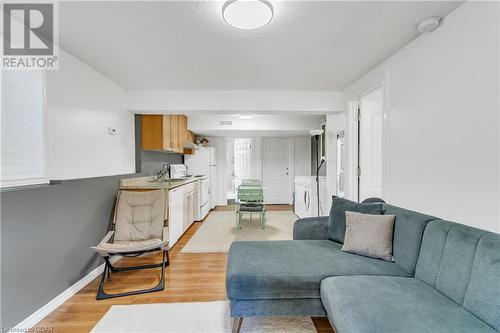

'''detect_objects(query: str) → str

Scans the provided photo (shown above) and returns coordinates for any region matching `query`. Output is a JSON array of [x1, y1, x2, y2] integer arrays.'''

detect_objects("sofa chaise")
[[226, 198, 500, 333]]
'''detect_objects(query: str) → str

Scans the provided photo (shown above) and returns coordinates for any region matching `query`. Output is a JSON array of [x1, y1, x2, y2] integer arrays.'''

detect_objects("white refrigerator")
[[185, 146, 217, 209]]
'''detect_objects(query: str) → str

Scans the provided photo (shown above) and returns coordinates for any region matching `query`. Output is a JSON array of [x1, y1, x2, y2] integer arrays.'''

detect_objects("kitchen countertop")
[[120, 176, 199, 190]]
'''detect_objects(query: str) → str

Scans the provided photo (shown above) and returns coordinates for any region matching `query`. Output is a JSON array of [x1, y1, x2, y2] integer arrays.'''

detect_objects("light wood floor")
[[37, 205, 334, 332]]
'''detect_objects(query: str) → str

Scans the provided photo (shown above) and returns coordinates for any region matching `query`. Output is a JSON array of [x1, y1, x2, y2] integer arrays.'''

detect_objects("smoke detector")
[[417, 16, 442, 34]]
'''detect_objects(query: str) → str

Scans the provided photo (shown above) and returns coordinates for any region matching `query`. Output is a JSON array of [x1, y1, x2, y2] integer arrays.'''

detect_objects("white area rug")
[[181, 210, 298, 253], [91, 301, 317, 333]]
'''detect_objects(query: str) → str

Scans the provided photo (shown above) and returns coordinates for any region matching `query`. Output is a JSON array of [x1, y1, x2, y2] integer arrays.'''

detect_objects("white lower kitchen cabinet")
[[168, 186, 184, 247], [168, 181, 198, 248], [184, 189, 196, 231]]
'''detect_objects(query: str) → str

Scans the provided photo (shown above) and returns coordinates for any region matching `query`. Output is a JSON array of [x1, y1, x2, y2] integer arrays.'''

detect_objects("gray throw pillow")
[[341, 211, 396, 262], [328, 196, 385, 243]]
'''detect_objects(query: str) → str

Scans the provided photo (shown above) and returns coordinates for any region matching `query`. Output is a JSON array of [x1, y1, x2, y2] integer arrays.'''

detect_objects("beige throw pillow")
[[341, 211, 396, 262]]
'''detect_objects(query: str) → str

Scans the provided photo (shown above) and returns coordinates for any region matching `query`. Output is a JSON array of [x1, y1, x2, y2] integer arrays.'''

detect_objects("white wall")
[[189, 115, 323, 137], [251, 137, 263, 181], [127, 90, 343, 114], [335, 2, 500, 232], [326, 112, 347, 199], [46, 49, 135, 180], [294, 137, 312, 177]]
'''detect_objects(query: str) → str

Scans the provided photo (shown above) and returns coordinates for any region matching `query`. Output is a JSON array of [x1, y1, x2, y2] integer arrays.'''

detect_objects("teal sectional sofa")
[[226, 198, 500, 333]]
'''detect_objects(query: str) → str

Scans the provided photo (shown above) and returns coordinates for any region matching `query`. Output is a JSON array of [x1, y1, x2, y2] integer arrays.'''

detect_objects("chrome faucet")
[[152, 163, 170, 182]]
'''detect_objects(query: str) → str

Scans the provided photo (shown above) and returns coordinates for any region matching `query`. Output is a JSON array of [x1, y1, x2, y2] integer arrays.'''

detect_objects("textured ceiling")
[[59, 1, 462, 90]]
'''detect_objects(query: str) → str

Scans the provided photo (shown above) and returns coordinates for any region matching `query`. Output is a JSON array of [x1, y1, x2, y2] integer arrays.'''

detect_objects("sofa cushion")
[[463, 233, 500, 331], [415, 220, 500, 330], [328, 197, 384, 243], [415, 221, 488, 305], [321, 276, 496, 333], [383, 204, 437, 275], [226, 240, 410, 300]]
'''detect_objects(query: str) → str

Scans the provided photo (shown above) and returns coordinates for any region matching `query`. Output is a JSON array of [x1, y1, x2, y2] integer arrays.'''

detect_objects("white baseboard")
[[10, 257, 120, 333]]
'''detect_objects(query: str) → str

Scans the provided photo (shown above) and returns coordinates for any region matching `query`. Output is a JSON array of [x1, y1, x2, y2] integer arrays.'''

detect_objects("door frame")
[[349, 79, 390, 202]]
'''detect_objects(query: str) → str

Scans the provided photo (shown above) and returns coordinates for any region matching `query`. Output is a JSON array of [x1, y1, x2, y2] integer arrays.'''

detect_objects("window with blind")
[[1, 71, 48, 188]]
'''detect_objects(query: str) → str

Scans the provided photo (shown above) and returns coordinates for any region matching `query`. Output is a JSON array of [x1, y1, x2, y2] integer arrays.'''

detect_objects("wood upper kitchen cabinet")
[[169, 115, 181, 153], [162, 114, 171, 150], [141, 114, 194, 153], [141, 115, 164, 150], [178, 115, 188, 143]]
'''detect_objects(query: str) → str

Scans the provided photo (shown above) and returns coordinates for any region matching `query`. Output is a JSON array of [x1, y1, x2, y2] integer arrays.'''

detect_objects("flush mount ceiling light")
[[222, 0, 273, 30], [417, 16, 442, 34], [237, 114, 255, 120]]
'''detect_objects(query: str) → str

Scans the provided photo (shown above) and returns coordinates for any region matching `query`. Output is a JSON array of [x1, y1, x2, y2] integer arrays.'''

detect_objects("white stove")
[[196, 175, 210, 220]]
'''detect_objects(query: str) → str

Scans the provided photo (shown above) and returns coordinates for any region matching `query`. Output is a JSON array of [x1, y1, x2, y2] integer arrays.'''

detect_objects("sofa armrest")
[[293, 216, 330, 240]]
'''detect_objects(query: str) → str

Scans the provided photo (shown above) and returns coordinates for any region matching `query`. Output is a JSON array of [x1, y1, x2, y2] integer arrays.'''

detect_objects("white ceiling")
[[59, 1, 461, 90]]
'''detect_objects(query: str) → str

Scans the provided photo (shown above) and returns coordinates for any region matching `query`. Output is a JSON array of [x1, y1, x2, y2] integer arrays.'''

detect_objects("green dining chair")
[[242, 179, 262, 185], [235, 185, 266, 231]]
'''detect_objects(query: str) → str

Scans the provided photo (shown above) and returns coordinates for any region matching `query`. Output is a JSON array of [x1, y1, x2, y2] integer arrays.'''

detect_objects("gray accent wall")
[[141, 151, 183, 175], [0, 174, 136, 328]]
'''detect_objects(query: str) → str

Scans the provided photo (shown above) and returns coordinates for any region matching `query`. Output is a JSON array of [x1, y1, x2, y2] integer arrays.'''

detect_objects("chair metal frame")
[[96, 242, 170, 300]]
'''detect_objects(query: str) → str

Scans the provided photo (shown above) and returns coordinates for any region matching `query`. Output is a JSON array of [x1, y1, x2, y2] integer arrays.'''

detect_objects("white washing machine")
[[294, 176, 328, 218]]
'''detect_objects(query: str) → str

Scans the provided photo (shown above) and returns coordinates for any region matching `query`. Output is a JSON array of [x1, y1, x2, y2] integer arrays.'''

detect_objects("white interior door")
[[359, 87, 383, 201], [263, 137, 293, 204]]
